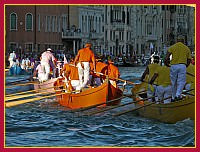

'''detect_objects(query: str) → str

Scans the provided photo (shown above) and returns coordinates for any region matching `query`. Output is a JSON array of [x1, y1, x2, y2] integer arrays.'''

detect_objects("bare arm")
[[164, 52, 171, 67], [140, 66, 149, 81]]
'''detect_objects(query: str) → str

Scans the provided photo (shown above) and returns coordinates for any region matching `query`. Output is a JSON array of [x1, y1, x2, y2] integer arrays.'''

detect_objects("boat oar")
[[186, 72, 195, 77], [113, 102, 155, 116], [6, 85, 63, 97], [5, 92, 66, 108], [86, 95, 155, 116], [5, 91, 52, 101], [6, 81, 37, 88], [113, 89, 195, 116], [72, 95, 126, 113], [94, 72, 136, 85]]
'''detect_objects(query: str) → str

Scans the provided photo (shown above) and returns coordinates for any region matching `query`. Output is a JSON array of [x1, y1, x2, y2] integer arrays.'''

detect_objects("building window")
[[9, 42, 17, 52], [47, 16, 51, 32], [26, 13, 33, 31], [10, 13, 17, 30], [25, 43, 33, 52], [57, 16, 60, 32], [38, 14, 40, 32]]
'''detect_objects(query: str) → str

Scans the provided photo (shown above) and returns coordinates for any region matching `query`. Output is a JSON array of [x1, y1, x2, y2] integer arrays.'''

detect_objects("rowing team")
[[33, 43, 120, 92], [137, 37, 196, 105]]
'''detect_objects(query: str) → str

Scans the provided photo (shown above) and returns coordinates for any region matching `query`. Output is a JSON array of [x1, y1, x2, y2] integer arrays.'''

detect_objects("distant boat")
[[8, 65, 32, 76]]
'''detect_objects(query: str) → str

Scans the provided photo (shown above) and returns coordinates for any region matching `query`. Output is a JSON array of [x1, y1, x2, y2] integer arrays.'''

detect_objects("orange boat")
[[53, 78, 123, 109]]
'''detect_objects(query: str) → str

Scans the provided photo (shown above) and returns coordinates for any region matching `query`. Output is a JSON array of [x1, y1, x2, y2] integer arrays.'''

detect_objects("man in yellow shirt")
[[140, 55, 161, 102], [185, 63, 195, 95], [164, 36, 191, 101], [150, 65, 172, 104]]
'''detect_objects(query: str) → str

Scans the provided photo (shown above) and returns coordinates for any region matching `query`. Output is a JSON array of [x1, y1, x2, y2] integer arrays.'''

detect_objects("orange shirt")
[[62, 64, 79, 80], [94, 61, 108, 78], [77, 48, 95, 62], [108, 64, 120, 80]]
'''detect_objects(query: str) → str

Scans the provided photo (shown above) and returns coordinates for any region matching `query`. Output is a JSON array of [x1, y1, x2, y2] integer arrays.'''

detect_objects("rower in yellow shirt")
[[140, 55, 161, 102], [149, 65, 172, 104], [185, 63, 195, 95]]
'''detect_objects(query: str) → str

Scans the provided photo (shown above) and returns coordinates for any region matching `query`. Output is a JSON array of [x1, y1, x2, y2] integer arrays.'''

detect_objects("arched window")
[[10, 13, 17, 30], [26, 13, 33, 31]]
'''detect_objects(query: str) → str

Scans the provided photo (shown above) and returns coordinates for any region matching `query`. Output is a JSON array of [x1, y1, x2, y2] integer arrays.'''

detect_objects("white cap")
[[47, 48, 52, 51]]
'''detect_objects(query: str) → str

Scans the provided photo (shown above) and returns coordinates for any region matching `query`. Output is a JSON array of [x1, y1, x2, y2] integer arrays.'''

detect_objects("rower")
[[185, 63, 195, 95], [89, 56, 108, 87], [149, 64, 172, 104], [60, 58, 81, 92], [140, 55, 161, 102], [107, 58, 120, 88]]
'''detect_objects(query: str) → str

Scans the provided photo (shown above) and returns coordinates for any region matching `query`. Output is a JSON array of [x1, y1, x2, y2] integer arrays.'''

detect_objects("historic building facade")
[[5, 5, 195, 59], [5, 5, 70, 58]]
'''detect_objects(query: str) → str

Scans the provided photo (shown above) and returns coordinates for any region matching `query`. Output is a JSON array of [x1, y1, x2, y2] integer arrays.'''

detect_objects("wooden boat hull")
[[54, 80, 123, 109], [135, 96, 195, 123], [34, 78, 57, 93]]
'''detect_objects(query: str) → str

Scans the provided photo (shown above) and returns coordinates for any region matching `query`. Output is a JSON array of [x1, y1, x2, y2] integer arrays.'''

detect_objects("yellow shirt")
[[168, 42, 191, 65], [186, 63, 195, 84], [148, 63, 160, 84], [156, 66, 171, 87]]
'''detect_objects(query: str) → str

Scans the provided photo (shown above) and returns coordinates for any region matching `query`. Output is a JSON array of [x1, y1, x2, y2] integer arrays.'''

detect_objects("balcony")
[[62, 30, 82, 40], [145, 35, 157, 41]]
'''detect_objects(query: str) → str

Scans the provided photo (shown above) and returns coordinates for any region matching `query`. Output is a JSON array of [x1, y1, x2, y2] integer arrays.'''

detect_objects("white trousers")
[[9, 60, 15, 68], [155, 85, 172, 104], [38, 73, 45, 82], [77, 62, 90, 88], [170, 64, 186, 99], [65, 79, 81, 91], [41, 61, 50, 81], [70, 80, 81, 91], [147, 84, 157, 102]]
